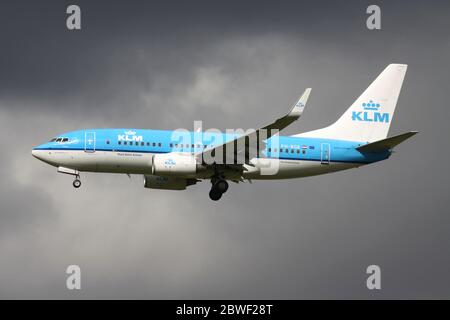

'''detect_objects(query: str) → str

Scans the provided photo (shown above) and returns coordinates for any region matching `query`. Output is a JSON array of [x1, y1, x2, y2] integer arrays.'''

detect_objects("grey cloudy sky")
[[0, 0, 449, 299]]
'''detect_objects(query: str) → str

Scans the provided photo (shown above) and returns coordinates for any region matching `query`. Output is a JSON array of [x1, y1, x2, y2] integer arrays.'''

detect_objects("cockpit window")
[[56, 138, 62, 142], [49, 138, 57, 142], [62, 138, 69, 142]]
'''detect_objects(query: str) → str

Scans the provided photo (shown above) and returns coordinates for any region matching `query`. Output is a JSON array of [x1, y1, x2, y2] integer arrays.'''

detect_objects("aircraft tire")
[[215, 180, 229, 193], [73, 179, 81, 188], [209, 188, 222, 201]]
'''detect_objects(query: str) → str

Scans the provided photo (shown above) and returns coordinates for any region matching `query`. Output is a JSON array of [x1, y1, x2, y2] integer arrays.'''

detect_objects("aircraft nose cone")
[[32, 147, 58, 166], [32, 148, 46, 161], [32, 149, 41, 160]]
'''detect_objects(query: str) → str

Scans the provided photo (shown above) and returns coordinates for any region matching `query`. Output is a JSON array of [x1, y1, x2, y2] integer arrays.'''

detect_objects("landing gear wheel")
[[215, 180, 229, 193], [209, 189, 222, 201], [73, 179, 81, 188]]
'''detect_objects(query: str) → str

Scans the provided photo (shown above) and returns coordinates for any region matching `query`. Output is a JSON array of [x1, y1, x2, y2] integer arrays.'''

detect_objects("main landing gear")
[[209, 178, 229, 201]]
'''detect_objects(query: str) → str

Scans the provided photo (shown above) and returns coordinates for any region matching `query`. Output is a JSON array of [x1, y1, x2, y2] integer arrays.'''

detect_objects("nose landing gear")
[[209, 178, 229, 201], [57, 167, 82, 189], [72, 177, 81, 188]]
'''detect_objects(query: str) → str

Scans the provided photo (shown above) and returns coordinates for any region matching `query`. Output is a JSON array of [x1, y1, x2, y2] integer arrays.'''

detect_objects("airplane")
[[32, 64, 417, 201]]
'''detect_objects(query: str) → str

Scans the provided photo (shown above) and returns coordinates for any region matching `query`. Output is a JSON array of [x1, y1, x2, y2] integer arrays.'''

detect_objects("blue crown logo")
[[362, 100, 381, 111]]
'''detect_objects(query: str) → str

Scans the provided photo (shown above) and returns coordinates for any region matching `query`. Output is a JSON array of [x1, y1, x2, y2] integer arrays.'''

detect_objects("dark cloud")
[[0, 168, 56, 240], [0, 0, 449, 298], [1, 1, 447, 120]]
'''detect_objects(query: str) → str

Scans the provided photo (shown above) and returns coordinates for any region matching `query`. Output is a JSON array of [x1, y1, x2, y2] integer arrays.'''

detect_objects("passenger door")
[[84, 131, 96, 153], [320, 143, 330, 165]]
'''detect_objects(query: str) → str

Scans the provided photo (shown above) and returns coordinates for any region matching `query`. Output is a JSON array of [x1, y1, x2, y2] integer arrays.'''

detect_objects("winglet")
[[289, 88, 311, 117]]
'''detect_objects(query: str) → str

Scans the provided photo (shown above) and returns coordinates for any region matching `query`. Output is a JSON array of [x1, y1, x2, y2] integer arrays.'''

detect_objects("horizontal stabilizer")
[[357, 131, 418, 153]]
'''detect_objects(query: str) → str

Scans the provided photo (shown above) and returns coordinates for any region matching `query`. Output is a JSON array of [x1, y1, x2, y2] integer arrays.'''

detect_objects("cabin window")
[[170, 143, 173, 148], [141, 142, 144, 146], [124, 141, 127, 145], [106, 140, 110, 144], [268, 148, 271, 152], [302, 150, 306, 154], [291, 149, 294, 153], [118, 141, 121, 145], [280, 149, 283, 153], [152, 142, 156, 147], [158, 143, 162, 147]]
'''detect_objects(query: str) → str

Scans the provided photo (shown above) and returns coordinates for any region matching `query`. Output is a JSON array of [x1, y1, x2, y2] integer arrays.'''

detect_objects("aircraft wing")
[[196, 88, 311, 166]]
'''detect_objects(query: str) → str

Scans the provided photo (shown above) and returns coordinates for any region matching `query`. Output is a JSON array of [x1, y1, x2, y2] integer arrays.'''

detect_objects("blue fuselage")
[[33, 128, 390, 165]]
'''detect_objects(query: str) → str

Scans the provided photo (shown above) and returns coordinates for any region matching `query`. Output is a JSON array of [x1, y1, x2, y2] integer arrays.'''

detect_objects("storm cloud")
[[0, 0, 449, 298]]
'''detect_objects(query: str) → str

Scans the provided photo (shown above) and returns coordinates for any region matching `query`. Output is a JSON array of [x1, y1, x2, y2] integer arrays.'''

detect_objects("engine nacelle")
[[144, 175, 189, 190], [152, 153, 197, 177]]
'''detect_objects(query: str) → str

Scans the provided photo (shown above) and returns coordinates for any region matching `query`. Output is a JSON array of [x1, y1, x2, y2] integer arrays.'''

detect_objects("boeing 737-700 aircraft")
[[32, 64, 416, 200]]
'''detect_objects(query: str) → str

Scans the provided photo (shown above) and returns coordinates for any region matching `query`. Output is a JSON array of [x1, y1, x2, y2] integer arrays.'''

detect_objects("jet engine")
[[152, 153, 198, 177]]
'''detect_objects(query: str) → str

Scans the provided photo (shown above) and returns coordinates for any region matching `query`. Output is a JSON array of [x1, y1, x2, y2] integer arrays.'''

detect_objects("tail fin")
[[295, 64, 408, 142]]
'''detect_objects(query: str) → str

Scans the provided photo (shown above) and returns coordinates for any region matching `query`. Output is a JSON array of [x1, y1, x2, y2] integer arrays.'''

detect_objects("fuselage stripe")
[[33, 147, 372, 164]]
